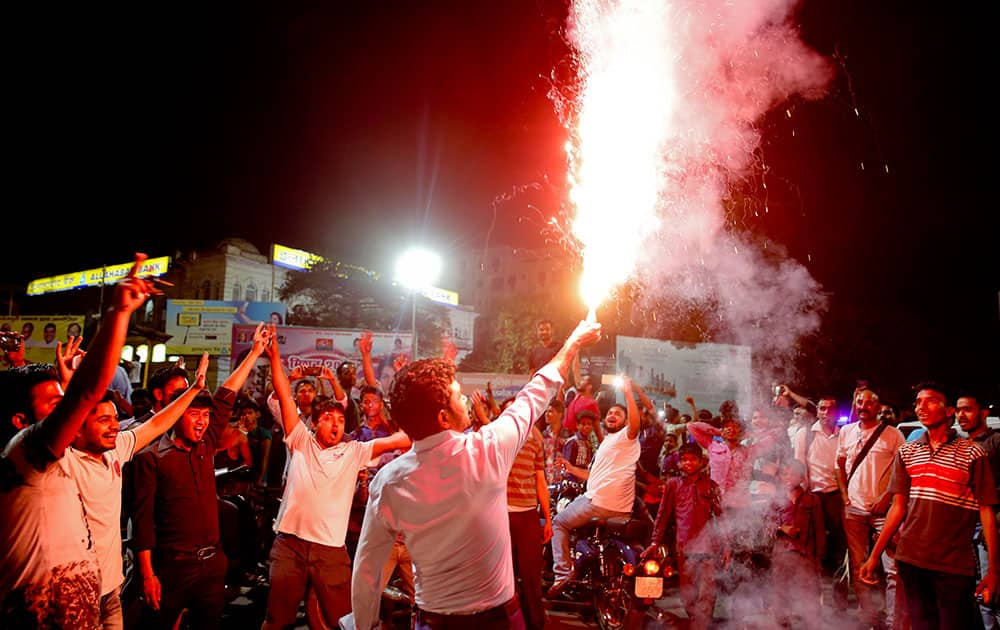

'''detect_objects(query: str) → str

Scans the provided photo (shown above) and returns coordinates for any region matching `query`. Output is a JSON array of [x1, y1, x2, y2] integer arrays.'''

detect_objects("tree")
[[278, 260, 448, 358]]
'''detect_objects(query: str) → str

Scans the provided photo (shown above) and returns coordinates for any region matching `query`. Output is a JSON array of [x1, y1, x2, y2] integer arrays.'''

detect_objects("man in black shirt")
[[131, 325, 271, 630], [528, 319, 560, 375]]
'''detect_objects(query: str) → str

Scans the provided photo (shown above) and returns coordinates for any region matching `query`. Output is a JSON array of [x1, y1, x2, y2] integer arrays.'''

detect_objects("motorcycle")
[[549, 515, 673, 630]]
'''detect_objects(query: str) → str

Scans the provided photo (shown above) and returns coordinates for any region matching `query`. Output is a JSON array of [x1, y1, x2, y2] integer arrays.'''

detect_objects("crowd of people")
[[0, 286, 997, 630]]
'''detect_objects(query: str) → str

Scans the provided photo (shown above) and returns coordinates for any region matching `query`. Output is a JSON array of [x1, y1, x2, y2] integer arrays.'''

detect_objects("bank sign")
[[27, 256, 171, 295]]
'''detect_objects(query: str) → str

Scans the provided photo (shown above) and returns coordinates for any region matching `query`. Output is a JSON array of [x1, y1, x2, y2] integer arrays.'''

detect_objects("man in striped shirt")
[[507, 422, 551, 630], [861, 382, 999, 629]]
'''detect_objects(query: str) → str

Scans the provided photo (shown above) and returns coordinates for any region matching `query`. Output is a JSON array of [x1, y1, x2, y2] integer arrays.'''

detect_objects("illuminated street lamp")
[[395, 247, 441, 360]]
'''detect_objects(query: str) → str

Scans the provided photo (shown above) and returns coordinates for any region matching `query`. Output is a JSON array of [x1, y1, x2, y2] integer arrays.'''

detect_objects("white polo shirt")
[[273, 422, 373, 547], [65, 430, 137, 595], [0, 424, 101, 627]]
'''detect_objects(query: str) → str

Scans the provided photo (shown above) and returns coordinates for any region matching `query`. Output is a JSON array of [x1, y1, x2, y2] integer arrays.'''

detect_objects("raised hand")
[[359, 331, 374, 356], [114, 253, 155, 314], [193, 352, 209, 390], [54, 335, 86, 386]]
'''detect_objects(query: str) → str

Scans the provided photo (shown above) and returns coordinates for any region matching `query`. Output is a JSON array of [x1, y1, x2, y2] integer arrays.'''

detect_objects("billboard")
[[26, 256, 170, 296], [615, 335, 752, 418], [165, 300, 286, 355], [230, 324, 413, 386], [0, 315, 87, 366]]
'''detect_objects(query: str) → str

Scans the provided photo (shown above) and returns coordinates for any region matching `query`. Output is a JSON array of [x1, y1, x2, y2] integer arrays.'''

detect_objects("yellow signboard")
[[272, 244, 326, 271], [27, 256, 171, 296]]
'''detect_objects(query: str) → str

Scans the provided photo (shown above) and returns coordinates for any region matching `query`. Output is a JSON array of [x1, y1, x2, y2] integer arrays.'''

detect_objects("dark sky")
[[6, 2, 997, 398]]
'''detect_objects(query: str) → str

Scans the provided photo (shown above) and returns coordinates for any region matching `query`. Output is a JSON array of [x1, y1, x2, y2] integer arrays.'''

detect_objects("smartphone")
[[303, 365, 323, 376]]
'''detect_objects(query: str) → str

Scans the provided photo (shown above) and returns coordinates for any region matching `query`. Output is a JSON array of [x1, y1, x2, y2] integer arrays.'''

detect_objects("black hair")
[[149, 365, 189, 392], [390, 358, 455, 440], [678, 443, 705, 459], [913, 381, 952, 405], [312, 399, 347, 424], [359, 385, 381, 399], [547, 399, 565, 413]]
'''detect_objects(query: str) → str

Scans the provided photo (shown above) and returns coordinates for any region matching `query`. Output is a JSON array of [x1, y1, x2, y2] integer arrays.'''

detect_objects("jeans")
[[550, 495, 629, 580], [844, 510, 902, 628], [263, 533, 352, 630], [99, 588, 124, 630], [975, 523, 999, 629]]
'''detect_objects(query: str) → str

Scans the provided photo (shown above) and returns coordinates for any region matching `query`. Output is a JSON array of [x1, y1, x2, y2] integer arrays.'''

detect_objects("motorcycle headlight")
[[643, 560, 660, 576]]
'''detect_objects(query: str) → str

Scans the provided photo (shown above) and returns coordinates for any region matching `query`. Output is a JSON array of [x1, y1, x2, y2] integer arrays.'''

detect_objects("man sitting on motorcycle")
[[547, 377, 642, 598]]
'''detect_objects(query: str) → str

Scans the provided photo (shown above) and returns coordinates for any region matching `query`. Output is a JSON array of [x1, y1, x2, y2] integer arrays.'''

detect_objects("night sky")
[[6, 1, 997, 401]]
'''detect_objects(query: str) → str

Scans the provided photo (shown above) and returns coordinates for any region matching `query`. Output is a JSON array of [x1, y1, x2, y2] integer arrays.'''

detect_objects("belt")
[[159, 545, 218, 561], [416, 595, 520, 626]]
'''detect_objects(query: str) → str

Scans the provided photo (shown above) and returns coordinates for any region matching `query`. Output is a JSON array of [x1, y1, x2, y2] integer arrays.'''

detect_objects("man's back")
[[359, 364, 561, 614]]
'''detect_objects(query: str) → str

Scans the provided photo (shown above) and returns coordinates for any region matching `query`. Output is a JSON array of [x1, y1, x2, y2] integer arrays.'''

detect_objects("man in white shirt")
[[345, 320, 601, 630], [792, 394, 849, 611], [837, 388, 905, 629], [64, 355, 208, 629], [547, 376, 641, 598], [261, 328, 409, 630], [0, 257, 151, 629]]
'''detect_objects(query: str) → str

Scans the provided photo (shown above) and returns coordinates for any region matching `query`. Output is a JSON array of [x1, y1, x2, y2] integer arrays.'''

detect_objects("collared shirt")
[[800, 421, 840, 493], [65, 430, 137, 595], [542, 426, 570, 486], [131, 387, 236, 554], [349, 364, 562, 630], [1, 423, 102, 629], [774, 487, 825, 558], [585, 426, 641, 513], [837, 421, 904, 514], [651, 471, 721, 555], [891, 430, 998, 575], [274, 422, 374, 547], [562, 431, 594, 484]]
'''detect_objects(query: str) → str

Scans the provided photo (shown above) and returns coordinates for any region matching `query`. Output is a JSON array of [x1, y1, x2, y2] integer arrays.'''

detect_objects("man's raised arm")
[[43, 253, 152, 456]]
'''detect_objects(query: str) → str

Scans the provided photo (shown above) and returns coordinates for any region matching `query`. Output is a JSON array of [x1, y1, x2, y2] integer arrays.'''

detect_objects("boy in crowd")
[[642, 443, 722, 630]]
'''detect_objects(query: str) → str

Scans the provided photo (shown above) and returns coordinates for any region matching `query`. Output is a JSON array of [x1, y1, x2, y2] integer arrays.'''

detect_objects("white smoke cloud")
[[558, 0, 834, 386]]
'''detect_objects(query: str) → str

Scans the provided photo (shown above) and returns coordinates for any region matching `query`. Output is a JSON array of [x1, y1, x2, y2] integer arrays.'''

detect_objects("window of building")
[[245, 285, 257, 302], [261, 290, 270, 302], [232, 283, 242, 302]]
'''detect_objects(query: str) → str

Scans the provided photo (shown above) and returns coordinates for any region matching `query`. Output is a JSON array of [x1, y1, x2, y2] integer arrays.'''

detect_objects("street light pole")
[[410, 288, 417, 360], [395, 247, 442, 362]]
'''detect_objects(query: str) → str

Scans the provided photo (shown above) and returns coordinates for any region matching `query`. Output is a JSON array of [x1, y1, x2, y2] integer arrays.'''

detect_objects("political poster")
[[0, 315, 86, 366], [230, 324, 413, 387], [165, 300, 286, 354]]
